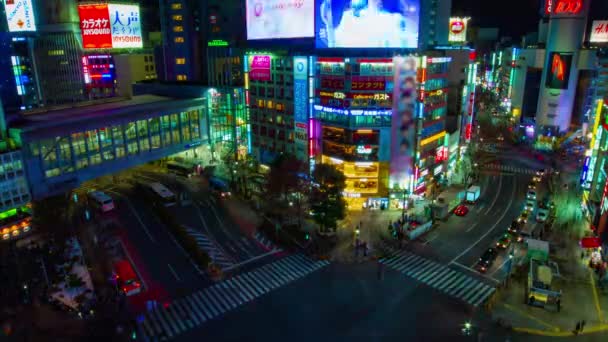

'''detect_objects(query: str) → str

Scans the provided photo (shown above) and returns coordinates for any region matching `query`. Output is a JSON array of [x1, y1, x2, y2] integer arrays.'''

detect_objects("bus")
[[113, 260, 142, 296], [87, 191, 115, 213], [167, 160, 197, 178], [140, 182, 177, 207]]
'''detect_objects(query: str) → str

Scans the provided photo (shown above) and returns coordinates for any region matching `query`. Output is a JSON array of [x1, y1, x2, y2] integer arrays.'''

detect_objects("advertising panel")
[[351, 76, 386, 91], [78, 3, 143, 49], [448, 17, 468, 43], [293, 56, 309, 124], [545, 52, 573, 90], [320, 77, 345, 90], [315, 0, 420, 48], [246, 0, 315, 40], [390, 56, 418, 188], [590, 21, 608, 43], [4, 0, 36, 32], [79, 4, 113, 49], [248, 55, 272, 81]]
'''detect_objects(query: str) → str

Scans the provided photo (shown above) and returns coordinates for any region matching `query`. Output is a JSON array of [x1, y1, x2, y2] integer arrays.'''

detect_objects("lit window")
[[176, 58, 186, 65], [173, 26, 184, 32], [172, 15, 183, 21], [267, 100, 273, 108], [177, 74, 187, 81], [174, 37, 185, 43], [171, 3, 182, 10], [257, 99, 264, 108]]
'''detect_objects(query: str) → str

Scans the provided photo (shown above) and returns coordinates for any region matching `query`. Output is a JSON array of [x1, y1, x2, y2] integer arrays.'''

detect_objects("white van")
[[88, 191, 115, 213]]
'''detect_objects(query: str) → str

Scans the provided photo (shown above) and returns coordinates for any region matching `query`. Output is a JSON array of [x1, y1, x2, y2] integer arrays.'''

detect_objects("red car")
[[113, 260, 142, 296], [454, 205, 469, 216]]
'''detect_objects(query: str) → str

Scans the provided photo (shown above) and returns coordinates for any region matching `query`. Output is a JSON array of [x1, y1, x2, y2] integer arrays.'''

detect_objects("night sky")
[[452, 0, 542, 39]]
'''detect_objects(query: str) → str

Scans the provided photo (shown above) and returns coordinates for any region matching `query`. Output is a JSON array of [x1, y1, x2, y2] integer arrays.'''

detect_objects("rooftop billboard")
[[78, 3, 143, 49], [315, 0, 419, 48], [246, 0, 315, 40], [4, 0, 36, 32]]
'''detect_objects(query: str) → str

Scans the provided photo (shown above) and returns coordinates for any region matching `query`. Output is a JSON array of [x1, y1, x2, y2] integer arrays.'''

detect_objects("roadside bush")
[[152, 202, 211, 269]]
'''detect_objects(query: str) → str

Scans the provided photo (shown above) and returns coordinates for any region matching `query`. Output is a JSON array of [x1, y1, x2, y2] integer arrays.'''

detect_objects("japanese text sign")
[[78, 3, 143, 49]]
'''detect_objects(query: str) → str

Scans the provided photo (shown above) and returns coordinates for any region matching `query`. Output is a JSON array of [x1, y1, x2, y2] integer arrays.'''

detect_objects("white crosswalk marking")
[[184, 228, 235, 270], [138, 254, 330, 340], [379, 250, 495, 308], [254, 231, 281, 251], [482, 163, 549, 175]]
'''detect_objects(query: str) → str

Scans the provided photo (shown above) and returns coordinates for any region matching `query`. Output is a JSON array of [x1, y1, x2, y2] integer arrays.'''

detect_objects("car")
[[112, 260, 142, 296], [526, 190, 537, 200], [532, 175, 541, 183], [518, 211, 529, 223], [536, 208, 549, 222], [454, 205, 469, 216], [536, 169, 546, 177], [508, 220, 521, 234], [528, 182, 537, 190], [524, 199, 535, 212], [476, 248, 498, 273], [497, 134, 504, 142], [496, 233, 512, 249]]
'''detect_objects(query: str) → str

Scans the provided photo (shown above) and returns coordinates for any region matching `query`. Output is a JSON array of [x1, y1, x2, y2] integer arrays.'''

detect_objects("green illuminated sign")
[[208, 40, 229, 47]]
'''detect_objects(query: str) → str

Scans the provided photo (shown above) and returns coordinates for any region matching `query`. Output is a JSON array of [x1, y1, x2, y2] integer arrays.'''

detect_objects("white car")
[[524, 200, 535, 212], [527, 190, 537, 200], [536, 209, 548, 222]]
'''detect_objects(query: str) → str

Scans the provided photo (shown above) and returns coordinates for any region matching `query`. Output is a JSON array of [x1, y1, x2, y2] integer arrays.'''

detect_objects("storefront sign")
[[590, 21, 608, 43], [356, 145, 373, 154], [351, 76, 386, 91], [249, 55, 271, 81]]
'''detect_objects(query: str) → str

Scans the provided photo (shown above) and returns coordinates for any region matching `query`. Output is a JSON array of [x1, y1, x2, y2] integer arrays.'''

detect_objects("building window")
[[177, 74, 187, 81], [171, 3, 182, 10], [172, 15, 183, 21], [174, 37, 185, 43], [173, 26, 184, 32], [176, 58, 186, 64]]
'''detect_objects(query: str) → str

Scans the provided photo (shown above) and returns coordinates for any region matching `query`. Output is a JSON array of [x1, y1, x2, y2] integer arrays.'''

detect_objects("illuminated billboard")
[[246, 0, 315, 40], [4, 0, 36, 32], [78, 3, 143, 49], [545, 52, 573, 90], [315, 0, 420, 48], [390, 56, 418, 188], [448, 17, 469, 43], [590, 21, 608, 43], [248, 55, 272, 81]]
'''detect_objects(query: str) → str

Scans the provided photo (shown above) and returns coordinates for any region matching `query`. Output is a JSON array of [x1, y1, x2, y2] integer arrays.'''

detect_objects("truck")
[[465, 185, 480, 203], [527, 259, 561, 310]]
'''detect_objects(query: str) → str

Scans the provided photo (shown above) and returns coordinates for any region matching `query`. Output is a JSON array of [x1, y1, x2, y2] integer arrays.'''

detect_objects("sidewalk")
[[491, 233, 608, 337]]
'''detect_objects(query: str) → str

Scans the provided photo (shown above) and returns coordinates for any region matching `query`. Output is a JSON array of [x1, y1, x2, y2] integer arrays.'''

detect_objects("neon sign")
[[313, 105, 391, 116], [357, 145, 373, 154], [551, 0, 583, 14]]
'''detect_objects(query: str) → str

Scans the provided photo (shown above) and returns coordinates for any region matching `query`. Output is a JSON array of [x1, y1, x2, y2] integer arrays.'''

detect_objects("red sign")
[[580, 237, 601, 249], [548, 0, 583, 14], [436, 146, 448, 162], [78, 4, 113, 49], [320, 77, 345, 90], [551, 54, 566, 81], [249, 55, 271, 81], [450, 21, 465, 34], [465, 123, 472, 140], [351, 76, 386, 91]]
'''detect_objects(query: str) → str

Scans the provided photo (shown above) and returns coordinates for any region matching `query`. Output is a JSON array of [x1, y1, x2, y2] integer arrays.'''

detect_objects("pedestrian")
[[574, 321, 581, 335], [580, 320, 586, 332]]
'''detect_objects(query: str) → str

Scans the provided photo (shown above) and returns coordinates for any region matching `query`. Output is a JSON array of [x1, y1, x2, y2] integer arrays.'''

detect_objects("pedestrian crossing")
[[379, 250, 495, 308], [482, 163, 551, 175], [184, 227, 235, 270], [137, 254, 330, 341], [254, 231, 280, 252]]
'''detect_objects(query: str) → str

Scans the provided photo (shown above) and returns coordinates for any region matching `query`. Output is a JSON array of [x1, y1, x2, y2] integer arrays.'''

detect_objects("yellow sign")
[[319, 91, 346, 99], [420, 131, 446, 146]]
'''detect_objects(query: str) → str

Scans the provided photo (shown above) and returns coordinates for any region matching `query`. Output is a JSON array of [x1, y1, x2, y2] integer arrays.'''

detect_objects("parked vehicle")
[[87, 191, 114, 213], [465, 185, 480, 203], [527, 259, 561, 310]]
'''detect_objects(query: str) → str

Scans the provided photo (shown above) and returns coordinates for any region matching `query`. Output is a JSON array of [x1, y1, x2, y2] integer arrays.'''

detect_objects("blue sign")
[[421, 121, 445, 139], [294, 56, 309, 125]]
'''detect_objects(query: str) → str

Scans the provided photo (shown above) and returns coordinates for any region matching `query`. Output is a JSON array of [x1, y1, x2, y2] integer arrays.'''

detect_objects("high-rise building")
[[419, 0, 452, 49]]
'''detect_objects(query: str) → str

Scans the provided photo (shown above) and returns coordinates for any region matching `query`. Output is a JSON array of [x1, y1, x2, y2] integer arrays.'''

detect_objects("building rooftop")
[[10, 95, 205, 134]]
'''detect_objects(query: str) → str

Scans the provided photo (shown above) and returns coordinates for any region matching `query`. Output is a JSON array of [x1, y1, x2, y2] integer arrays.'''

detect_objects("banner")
[[391, 56, 418, 189]]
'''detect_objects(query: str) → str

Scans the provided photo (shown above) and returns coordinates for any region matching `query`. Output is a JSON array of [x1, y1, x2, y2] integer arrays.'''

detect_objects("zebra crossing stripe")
[[230, 276, 255, 301], [393, 254, 421, 271], [403, 258, 432, 276], [418, 264, 448, 284], [291, 254, 315, 271], [150, 307, 174, 338], [268, 262, 294, 283], [165, 306, 186, 334], [448, 277, 475, 297], [427, 269, 456, 288], [251, 268, 276, 291], [460, 282, 487, 302], [240, 273, 264, 296], [181, 296, 205, 324], [282, 256, 312, 277], [472, 286, 495, 307], [175, 300, 196, 329], [140, 315, 157, 338], [225, 281, 246, 306], [193, 291, 216, 320], [190, 292, 211, 321], [436, 272, 463, 292], [201, 289, 225, 316], [385, 253, 412, 267], [451, 277, 477, 298], [413, 261, 444, 279], [210, 285, 235, 310], [258, 266, 282, 288]]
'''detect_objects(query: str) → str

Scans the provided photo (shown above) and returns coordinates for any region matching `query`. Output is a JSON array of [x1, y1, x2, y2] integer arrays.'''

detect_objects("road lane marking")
[[449, 178, 517, 265], [484, 175, 503, 215], [194, 204, 235, 263], [423, 233, 440, 245], [106, 190, 156, 243], [118, 239, 149, 291], [465, 223, 479, 233], [502, 303, 560, 331], [167, 263, 181, 281], [590, 268, 604, 323], [451, 262, 500, 284], [223, 249, 283, 272], [476, 204, 485, 212]]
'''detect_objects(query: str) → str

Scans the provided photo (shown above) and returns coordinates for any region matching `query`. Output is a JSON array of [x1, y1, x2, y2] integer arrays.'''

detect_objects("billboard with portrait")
[[545, 52, 573, 89], [4, 0, 36, 32], [315, 0, 420, 48], [246, 0, 315, 40], [390, 56, 418, 188], [78, 3, 143, 49]]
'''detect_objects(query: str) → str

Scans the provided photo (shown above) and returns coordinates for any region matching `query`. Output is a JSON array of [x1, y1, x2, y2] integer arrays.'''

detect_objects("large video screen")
[[78, 3, 143, 49], [246, 0, 315, 40], [315, 0, 420, 48], [545, 52, 572, 89]]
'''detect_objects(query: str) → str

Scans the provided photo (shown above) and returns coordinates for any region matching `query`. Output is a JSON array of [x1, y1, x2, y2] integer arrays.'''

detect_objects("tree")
[[263, 154, 309, 226], [309, 164, 346, 233], [31, 194, 73, 242]]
